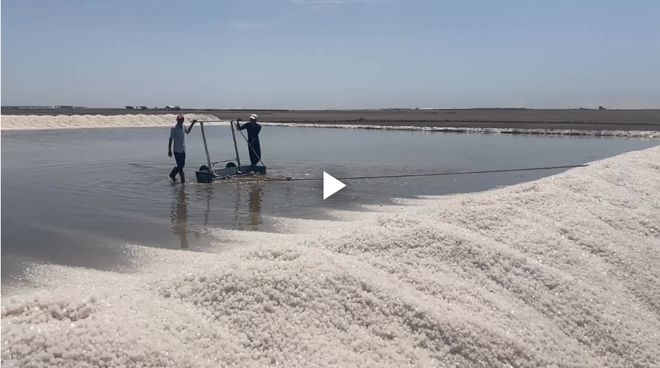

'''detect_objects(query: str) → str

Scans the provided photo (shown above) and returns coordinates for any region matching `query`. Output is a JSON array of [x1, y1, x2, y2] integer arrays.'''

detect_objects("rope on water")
[[132, 161, 587, 182], [269, 164, 588, 182]]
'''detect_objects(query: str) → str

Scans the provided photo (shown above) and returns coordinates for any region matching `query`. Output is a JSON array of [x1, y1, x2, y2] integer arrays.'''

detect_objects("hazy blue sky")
[[2, 0, 659, 108]]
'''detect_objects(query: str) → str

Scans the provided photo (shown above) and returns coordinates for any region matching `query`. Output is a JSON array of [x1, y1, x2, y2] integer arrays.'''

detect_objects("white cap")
[[250, 114, 258, 120]]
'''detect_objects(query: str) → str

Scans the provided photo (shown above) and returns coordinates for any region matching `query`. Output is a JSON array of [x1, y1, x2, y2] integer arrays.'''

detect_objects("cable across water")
[[264, 164, 589, 182]]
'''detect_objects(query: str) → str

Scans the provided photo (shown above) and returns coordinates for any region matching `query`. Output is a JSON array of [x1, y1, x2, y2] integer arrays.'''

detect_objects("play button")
[[323, 171, 346, 200]]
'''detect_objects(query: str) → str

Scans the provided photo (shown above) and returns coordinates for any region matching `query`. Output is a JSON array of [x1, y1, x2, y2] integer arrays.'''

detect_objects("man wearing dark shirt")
[[236, 114, 262, 170]]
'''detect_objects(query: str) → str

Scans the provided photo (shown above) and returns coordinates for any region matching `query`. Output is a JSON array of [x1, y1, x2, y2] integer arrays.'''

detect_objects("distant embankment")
[[2, 108, 659, 136]]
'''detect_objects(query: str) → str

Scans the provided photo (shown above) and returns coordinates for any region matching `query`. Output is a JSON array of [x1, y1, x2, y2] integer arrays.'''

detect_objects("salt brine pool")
[[1, 125, 657, 286]]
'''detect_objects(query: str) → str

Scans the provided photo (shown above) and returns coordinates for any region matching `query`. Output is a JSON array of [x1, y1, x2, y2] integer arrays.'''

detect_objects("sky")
[[2, 0, 659, 109]]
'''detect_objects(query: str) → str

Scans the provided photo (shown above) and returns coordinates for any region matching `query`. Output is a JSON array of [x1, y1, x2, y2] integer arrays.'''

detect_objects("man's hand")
[[191, 119, 197, 124], [168, 151, 172, 158]]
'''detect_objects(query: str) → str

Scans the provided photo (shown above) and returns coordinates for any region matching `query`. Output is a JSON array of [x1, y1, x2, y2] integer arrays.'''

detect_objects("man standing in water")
[[236, 113, 262, 170], [168, 114, 196, 183]]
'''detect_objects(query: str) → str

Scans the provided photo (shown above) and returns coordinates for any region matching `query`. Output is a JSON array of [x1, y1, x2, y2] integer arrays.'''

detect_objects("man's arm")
[[236, 118, 246, 130], [168, 137, 173, 157], [185, 120, 197, 134]]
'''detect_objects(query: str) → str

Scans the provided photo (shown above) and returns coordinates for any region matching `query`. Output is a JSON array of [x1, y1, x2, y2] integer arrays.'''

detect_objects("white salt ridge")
[[2, 147, 659, 367], [0, 114, 221, 130]]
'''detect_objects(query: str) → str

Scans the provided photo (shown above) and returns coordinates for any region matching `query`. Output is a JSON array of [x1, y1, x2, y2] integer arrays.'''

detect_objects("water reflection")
[[200, 184, 214, 226], [170, 181, 265, 250], [170, 184, 189, 249], [247, 184, 263, 230], [229, 182, 264, 230]]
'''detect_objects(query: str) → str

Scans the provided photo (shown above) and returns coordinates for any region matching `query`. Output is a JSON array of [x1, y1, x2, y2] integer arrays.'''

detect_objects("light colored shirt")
[[170, 125, 186, 153]]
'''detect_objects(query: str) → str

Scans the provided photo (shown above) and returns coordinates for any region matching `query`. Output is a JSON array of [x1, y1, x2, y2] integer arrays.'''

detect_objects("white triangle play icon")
[[323, 171, 346, 200]]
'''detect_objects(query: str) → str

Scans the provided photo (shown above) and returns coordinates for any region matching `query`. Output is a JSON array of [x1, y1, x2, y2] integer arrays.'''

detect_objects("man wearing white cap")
[[236, 114, 262, 170]]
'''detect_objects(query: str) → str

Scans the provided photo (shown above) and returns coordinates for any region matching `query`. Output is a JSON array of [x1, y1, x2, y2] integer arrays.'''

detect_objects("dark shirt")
[[237, 121, 261, 143]]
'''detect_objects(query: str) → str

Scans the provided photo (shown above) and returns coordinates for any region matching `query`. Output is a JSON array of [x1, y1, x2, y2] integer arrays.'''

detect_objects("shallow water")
[[1, 126, 657, 285]]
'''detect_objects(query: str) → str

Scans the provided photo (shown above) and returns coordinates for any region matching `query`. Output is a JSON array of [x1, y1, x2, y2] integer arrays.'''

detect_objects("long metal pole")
[[230, 120, 241, 167], [199, 122, 213, 170]]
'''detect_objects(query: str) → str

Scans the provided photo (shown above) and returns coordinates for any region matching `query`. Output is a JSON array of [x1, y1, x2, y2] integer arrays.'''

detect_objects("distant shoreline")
[[3, 107, 660, 132]]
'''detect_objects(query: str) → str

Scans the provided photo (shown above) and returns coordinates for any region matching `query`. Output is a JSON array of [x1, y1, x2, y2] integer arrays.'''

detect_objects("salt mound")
[[1, 114, 220, 130], [2, 147, 659, 367]]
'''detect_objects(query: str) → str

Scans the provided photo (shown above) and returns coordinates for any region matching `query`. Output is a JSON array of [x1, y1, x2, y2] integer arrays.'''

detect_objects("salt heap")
[[2, 147, 659, 368], [0, 114, 219, 130]]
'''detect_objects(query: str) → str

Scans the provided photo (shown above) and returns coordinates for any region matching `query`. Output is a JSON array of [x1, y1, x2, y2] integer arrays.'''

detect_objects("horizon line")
[[3, 105, 660, 111]]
